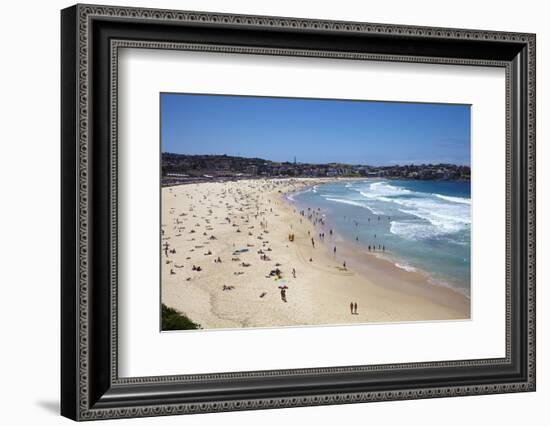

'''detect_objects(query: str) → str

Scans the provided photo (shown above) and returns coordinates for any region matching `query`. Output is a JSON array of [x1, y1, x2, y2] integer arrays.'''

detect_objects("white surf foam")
[[390, 220, 439, 240], [395, 262, 417, 272], [324, 197, 382, 215], [433, 193, 471, 205], [285, 187, 311, 202], [368, 181, 412, 196]]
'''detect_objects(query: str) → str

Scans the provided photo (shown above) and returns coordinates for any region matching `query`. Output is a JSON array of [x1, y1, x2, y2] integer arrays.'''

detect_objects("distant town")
[[162, 153, 470, 186]]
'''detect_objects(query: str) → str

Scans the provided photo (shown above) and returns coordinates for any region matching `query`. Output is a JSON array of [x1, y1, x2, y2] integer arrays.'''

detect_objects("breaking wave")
[[323, 197, 382, 215]]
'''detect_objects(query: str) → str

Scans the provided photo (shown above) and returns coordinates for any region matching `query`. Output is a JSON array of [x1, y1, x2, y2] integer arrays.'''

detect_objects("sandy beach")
[[161, 178, 470, 330]]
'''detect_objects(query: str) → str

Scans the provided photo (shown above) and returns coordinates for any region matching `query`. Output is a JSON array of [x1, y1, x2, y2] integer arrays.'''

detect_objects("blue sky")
[[161, 93, 470, 166]]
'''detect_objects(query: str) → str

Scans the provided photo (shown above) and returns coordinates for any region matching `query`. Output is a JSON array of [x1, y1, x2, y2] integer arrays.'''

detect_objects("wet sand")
[[161, 178, 470, 330]]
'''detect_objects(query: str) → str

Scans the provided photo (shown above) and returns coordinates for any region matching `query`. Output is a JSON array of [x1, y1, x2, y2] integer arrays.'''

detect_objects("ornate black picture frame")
[[61, 4, 536, 421]]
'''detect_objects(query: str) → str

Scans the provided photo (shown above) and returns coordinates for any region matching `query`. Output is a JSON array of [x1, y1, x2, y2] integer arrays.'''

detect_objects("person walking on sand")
[[350, 302, 354, 315], [311, 238, 315, 248], [354, 302, 358, 315], [333, 246, 336, 255], [292, 268, 296, 278]]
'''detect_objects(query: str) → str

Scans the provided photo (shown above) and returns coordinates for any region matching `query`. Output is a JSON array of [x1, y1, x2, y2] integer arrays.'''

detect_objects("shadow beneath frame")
[[36, 400, 59, 415]]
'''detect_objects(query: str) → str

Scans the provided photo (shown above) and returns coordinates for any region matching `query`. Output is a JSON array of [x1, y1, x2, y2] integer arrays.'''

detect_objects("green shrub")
[[161, 304, 201, 330]]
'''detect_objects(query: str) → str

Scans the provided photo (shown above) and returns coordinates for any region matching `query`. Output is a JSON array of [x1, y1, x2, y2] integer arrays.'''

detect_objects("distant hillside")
[[162, 153, 275, 176], [162, 152, 470, 182]]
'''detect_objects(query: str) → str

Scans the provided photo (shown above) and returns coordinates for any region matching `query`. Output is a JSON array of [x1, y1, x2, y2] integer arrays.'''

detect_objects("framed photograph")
[[61, 4, 536, 421]]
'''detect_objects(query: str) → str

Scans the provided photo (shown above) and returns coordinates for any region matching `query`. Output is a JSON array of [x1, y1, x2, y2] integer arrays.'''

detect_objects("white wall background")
[[0, 0, 546, 424]]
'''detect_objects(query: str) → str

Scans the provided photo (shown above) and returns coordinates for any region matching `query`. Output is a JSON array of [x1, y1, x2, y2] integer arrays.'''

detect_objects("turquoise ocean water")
[[287, 179, 471, 297]]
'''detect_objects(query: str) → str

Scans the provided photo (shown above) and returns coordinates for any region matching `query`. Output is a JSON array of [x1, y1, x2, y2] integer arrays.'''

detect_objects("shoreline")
[[282, 188, 470, 315], [284, 179, 471, 298], [161, 178, 470, 330], [162, 174, 469, 188]]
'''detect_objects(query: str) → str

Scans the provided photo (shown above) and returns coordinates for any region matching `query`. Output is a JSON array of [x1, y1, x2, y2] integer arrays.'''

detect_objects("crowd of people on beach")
[[163, 180, 313, 305], [162, 179, 386, 327]]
